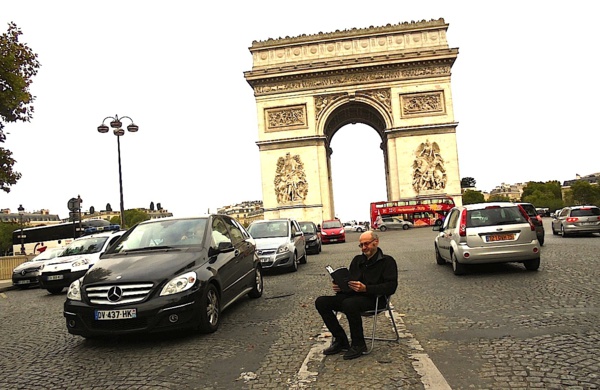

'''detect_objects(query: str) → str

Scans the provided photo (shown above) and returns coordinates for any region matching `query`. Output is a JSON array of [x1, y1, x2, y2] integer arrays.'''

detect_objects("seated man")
[[315, 231, 398, 360]]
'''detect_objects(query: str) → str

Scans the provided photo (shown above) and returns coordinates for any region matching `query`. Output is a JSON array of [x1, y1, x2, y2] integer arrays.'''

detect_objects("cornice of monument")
[[250, 18, 448, 48]]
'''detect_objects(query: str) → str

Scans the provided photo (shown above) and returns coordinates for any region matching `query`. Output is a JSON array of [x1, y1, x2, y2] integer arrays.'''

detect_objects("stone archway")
[[244, 18, 462, 223]]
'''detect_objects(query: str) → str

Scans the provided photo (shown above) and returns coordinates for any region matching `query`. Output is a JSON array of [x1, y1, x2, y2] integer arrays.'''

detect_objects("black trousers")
[[315, 293, 376, 347]]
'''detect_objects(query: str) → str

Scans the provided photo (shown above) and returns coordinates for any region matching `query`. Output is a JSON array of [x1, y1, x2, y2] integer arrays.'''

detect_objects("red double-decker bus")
[[370, 195, 455, 228]]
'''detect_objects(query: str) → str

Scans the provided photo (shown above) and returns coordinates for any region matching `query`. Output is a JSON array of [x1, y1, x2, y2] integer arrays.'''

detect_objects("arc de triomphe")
[[244, 18, 462, 223]]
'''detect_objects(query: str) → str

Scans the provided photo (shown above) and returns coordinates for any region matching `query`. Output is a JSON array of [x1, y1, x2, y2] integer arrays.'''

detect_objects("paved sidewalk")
[[0, 279, 15, 293]]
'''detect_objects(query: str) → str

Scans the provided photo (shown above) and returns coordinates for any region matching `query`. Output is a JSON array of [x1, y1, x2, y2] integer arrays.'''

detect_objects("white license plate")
[[260, 257, 270, 262], [95, 309, 137, 320], [47, 275, 64, 281], [330, 239, 337, 242], [17, 280, 30, 284], [581, 222, 596, 225]]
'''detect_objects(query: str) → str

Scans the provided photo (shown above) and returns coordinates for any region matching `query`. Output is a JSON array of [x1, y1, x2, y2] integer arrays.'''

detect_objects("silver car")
[[378, 217, 413, 231], [247, 219, 306, 272], [551, 205, 600, 237], [433, 202, 541, 275]]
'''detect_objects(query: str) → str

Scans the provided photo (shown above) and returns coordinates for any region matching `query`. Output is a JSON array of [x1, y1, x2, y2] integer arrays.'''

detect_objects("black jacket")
[[347, 248, 398, 297]]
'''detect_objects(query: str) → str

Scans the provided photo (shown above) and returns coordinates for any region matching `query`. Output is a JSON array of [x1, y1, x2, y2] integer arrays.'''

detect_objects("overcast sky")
[[2, 1, 598, 223]]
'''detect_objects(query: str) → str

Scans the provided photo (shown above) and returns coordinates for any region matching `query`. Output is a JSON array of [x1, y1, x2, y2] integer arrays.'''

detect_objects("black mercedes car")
[[63, 215, 263, 338]]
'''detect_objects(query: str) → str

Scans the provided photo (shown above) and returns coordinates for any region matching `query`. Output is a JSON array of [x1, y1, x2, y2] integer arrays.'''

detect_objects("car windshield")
[[322, 221, 342, 229], [60, 237, 110, 256], [300, 223, 316, 234], [111, 218, 208, 252], [571, 208, 600, 217], [30, 248, 63, 261], [466, 207, 527, 228], [248, 221, 289, 238]]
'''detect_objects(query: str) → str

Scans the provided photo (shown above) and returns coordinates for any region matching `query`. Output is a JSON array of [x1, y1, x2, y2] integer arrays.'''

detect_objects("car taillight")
[[566, 217, 579, 223], [459, 209, 467, 236]]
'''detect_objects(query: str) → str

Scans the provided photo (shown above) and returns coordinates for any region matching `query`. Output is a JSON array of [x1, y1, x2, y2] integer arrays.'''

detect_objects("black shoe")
[[343, 344, 367, 360], [323, 338, 350, 355]]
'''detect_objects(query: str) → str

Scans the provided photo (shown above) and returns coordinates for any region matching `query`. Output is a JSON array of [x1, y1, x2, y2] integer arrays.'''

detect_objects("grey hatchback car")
[[551, 205, 600, 237], [433, 202, 541, 275]]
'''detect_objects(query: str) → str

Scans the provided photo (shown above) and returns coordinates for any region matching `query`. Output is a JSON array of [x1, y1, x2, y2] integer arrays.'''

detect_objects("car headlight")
[[321, 230, 328, 236], [306, 234, 317, 242], [67, 278, 83, 301], [39, 264, 45, 271], [72, 258, 90, 268], [276, 245, 290, 254], [160, 271, 197, 296]]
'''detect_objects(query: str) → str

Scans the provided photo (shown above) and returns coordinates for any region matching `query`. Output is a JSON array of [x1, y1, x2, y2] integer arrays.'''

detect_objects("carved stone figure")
[[274, 153, 308, 203], [412, 140, 447, 192]]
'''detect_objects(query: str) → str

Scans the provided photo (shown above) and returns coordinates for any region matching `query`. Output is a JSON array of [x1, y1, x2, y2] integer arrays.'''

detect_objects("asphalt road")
[[1, 220, 598, 389]]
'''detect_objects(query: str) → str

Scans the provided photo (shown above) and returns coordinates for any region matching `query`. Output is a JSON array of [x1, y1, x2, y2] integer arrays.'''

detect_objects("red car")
[[320, 219, 346, 244]]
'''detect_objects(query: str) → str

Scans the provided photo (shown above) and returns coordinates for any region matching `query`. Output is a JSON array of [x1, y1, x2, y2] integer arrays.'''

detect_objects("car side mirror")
[[209, 241, 234, 257], [294, 231, 303, 237]]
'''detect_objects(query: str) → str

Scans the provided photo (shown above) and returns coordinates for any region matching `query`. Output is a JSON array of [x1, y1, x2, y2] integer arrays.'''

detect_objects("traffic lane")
[[395, 223, 600, 389], [0, 280, 286, 389]]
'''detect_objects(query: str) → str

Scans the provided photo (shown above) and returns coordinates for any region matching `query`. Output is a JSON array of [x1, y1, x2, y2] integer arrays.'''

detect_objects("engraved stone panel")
[[265, 105, 308, 132], [412, 140, 447, 192], [400, 91, 446, 117], [274, 153, 308, 204]]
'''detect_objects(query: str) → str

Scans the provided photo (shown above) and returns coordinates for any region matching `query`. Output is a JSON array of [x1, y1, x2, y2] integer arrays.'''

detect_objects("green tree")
[[487, 194, 511, 202], [521, 181, 562, 201], [521, 181, 564, 210], [124, 209, 150, 228], [0, 221, 19, 255], [569, 181, 600, 205], [460, 177, 476, 189], [462, 189, 484, 204], [0, 22, 41, 193]]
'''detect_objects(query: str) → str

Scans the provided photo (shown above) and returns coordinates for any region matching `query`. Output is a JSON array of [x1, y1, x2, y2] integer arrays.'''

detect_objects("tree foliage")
[[0, 22, 41, 193], [521, 181, 564, 211], [0, 221, 19, 255], [569, 181, 600, 206], [460, 177, 476, 188], [124, 209, 150, 229], [0, 148, 21, 193], [462, 189, 484, 204], [487, 194, 511, 202]]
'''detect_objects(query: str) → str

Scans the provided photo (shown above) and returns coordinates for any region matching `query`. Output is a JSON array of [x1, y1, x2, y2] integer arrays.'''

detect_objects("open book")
[[325, 265, 352, 293]]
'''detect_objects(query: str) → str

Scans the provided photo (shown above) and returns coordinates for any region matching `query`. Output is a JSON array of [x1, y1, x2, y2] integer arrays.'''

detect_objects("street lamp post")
[[97, 115, 139, 228], [18, 204, 25, 255]]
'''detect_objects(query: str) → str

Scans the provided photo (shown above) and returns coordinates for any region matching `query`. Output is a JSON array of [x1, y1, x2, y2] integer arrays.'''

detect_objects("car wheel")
[[524, 258, 540, 271], [357, 227, 363, 232], [198, 284, 220, 333], [379, 226, 387, 232], [452, 253, 466, 275], [561, 225, 569, 237], [47, 287, 63, 295], [248, 267, 263, 298], [435, 245, 445, 265], [402, 224, 409, 230], [290, 252, 299, 272], [552, 225, 558, 235], [299, 251, 307, 264]]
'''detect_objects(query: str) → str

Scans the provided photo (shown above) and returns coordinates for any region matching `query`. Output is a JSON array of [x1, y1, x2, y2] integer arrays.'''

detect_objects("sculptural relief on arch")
[[245, 18, 463, 224]]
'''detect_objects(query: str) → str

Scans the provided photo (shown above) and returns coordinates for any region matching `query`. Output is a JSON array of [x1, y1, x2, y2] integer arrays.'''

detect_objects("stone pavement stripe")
[[297, 306, 452, 389], [390, 308, 453, 390]]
